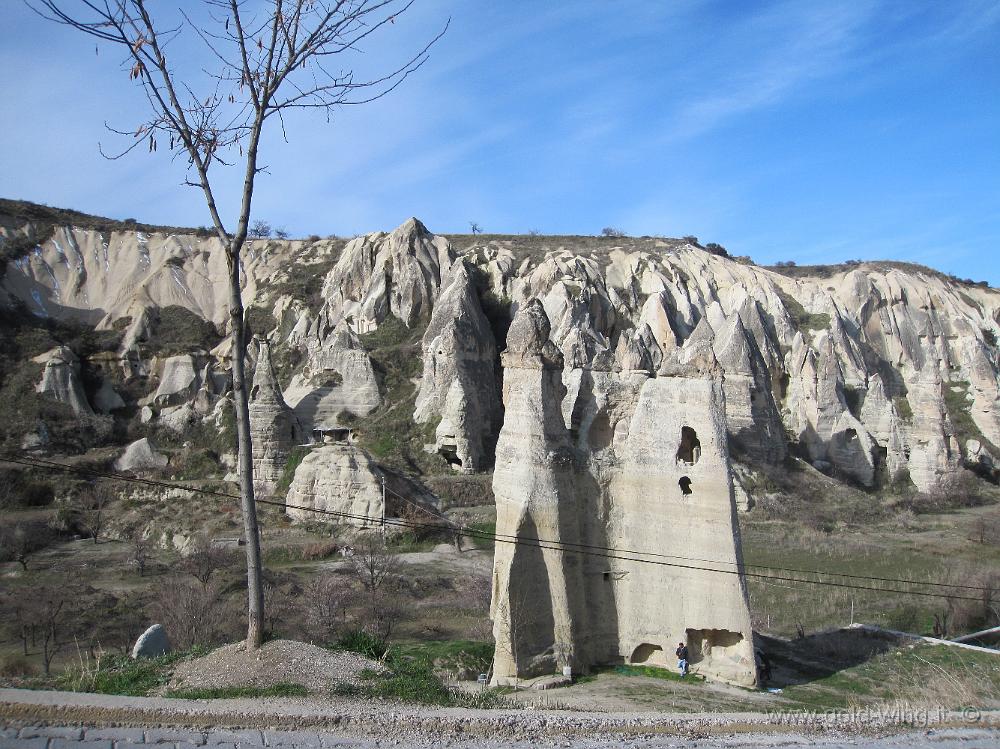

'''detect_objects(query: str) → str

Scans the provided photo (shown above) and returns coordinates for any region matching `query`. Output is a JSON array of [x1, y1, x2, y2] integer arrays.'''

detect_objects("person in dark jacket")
[[675, 641, 689, 676]]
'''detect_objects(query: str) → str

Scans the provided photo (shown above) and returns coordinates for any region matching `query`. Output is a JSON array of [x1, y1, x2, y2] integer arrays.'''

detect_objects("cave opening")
[[679, 476, 693, 495], [677, 426, 701, 465]]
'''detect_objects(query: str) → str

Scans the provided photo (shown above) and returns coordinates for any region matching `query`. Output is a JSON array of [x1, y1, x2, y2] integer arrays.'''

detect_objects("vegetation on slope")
[[349, 316, 448, 476]]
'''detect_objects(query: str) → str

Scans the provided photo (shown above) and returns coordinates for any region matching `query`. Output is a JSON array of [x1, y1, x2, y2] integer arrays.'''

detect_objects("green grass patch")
[[332, 638, 506, 707], [166, 682, 308, 699], [57, 649, 207, 697], [779, 644, 1000, 711], [349, 317, 449, 475], [776, 289, 831, 332], [275, 446, 310, 495], [943, 380, 1000, 455], [466, 520, 496, 550], [388, 530, 438, 553], [893, 394, 914, 421]]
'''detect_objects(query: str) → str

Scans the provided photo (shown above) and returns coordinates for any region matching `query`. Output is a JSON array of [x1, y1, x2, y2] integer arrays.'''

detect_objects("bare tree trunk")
[[227, 249, 264, 650]]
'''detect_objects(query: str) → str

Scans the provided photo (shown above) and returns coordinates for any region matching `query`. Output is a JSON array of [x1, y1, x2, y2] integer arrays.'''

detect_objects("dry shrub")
[[301, 540, 339, 561], [150, 577, 234, 650], [0, 655, 35, 677], [869, 648, 1000, 709], [300, 575, 353, 643]]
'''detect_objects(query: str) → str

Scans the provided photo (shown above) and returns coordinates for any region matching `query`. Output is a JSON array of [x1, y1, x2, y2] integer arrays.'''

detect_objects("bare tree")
[[31, 0, 446, 650], [73, 484, 114, 544], [26, 586, 77, 676], [179, 536, 233, 588], [352, 535, 400, 593], [351, 535, 405, 640], [469, 221, 482, 235], [152, 576, 233, 650], [0, 521, 52, 571], [249, 219, 272, 238], [301, 574, 352, 643], [127, 528, 151, 577]]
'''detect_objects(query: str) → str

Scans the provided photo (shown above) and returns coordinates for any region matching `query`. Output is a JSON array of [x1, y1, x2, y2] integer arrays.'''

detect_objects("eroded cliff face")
[[3, 212, 999, 496], [490, 300, 757, 686]]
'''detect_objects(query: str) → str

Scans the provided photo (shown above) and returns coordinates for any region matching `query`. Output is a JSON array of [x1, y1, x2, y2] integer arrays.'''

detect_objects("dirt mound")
[[166, 639, 382, 695]]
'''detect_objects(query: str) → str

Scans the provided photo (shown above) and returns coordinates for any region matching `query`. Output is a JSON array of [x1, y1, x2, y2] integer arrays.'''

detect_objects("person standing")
[[675, 641, 689, 677]]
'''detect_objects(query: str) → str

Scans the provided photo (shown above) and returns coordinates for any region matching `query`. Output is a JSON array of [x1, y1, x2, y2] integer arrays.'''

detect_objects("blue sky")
[[1, 1, 998, 282]]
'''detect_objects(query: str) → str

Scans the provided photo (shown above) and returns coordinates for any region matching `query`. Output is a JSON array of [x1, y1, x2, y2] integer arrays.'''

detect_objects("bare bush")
[[363, 589, 407, 641], [70, 483, 115, 543], [301, 575, 352, 644], [352, 536, 401, 593], [151, 577, 231, 650], [351, 536, 405, 640], [179, 536, 234, 588]]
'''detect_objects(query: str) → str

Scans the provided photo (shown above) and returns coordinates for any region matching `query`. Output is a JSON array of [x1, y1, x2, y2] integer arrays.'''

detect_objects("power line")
[[3, 453, 992, 602], [377, 478, 988, 593]]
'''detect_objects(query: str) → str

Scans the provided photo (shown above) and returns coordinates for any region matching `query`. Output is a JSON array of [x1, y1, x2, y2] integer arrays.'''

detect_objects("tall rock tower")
[[248, 339, 305, 495], [490, 300, 757, 687]]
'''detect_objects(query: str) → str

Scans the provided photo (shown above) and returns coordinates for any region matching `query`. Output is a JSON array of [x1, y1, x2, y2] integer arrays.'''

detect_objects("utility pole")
[[380, 476, 386, 537]]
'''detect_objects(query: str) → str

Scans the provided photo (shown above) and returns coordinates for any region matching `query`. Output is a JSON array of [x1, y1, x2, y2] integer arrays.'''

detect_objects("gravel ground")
[[0, 688, 995, 747], [165, 641, 383, 694]]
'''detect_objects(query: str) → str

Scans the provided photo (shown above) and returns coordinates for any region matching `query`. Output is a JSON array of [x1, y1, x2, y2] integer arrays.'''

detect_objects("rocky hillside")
[[2, 199, 999, 510]]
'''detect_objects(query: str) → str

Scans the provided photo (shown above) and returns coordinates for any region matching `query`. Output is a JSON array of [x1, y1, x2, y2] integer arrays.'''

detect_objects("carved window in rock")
[[677, 426, 701, 465], [679, 476, 693, 496]]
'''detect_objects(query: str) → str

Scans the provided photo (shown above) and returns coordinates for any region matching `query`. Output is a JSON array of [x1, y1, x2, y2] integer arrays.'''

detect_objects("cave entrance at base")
[[629, 643, 664, 665], [438, 440, 463, 469], [684, 628, 744, 663]]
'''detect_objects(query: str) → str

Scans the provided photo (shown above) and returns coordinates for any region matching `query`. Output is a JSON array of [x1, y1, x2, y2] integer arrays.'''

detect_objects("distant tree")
[[470, 222, 483, 235], [249, 219, 272, 239], [704, 242, 729, 258], [128, 528, 150, 577], [27, 586, 77, 676], [274, 227, 290, 240], [0, 521, 52, 570], [72, 484, 114, 544], [180, 536, 233, 589], [682, 235, 700, 246], [526, 229, 540, 237], [601, 227, 626, 238]]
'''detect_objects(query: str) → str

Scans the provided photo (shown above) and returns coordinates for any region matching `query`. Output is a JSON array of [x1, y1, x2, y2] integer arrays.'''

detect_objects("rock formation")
[[32, 346, 92, 416], [490, 300, 757, 686], [315, 217, 454, 333], [249, 339, 304, 495], [131, 623, 171, 659], [283, 322, 379, 433], [5, 206, 1000, 495], [115, 437, 169, 472], [414, 261, 501, 471], [284, 444, 385, 527]]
